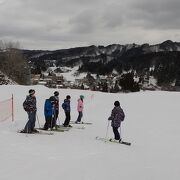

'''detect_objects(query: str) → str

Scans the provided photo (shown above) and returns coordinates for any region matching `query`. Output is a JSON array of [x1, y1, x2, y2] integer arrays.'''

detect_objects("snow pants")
[[44, 116, 56, 130], [53, 109, 59, 125], [76, 111, 83, 122], [112, 127, 120, 140], [63, 112, 71, 126]]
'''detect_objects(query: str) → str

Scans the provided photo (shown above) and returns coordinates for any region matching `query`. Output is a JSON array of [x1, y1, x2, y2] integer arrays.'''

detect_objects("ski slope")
[[0, 85, 180, 180]]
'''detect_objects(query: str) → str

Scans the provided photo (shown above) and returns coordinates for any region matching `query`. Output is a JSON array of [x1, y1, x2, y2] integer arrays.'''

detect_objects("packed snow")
[[0, 85, 180, 180]]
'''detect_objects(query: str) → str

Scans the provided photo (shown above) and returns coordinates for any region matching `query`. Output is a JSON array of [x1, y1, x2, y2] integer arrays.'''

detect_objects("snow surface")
[[0, 85, 180, 180]]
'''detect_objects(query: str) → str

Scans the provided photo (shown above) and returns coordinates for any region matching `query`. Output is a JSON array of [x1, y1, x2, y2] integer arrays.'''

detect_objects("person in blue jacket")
[[43, 96, 55, 130], [62, 95, 71, 127]]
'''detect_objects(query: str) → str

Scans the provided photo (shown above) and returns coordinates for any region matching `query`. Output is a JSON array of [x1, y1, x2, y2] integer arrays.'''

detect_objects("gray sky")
[[0, 0, 180, 50]]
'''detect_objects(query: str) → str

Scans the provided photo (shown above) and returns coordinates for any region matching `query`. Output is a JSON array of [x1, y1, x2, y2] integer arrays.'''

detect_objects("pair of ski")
[[56, 125, 86, 130], [37, 127, 66, 132], [70, 121, 92, 125], [18, 129, 54, 135], [96, 136, 131, 146], [18, 126, 68, 135]]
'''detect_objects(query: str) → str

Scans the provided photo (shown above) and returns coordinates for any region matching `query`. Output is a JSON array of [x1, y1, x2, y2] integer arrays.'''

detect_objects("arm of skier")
[[108, 109, 115, 120]]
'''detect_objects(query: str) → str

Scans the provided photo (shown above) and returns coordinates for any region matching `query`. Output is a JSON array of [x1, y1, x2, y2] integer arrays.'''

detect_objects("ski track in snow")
[[0, 85, 180, 180]]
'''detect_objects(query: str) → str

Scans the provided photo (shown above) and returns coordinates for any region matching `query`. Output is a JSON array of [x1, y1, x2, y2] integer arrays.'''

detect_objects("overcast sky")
[[0, 0, 180, 50]]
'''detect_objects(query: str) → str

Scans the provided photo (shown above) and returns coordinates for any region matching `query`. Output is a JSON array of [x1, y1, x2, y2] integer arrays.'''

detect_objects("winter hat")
[[49, 96, 55, 102], [80, 95, 84, 99], [29, 89, 35, 95], [114, 101, 120, 107], [54, 91, 59, 96], [66, 95, 71, 99]]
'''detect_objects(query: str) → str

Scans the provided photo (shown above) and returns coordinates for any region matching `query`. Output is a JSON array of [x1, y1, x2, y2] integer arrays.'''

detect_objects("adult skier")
[[62, 95, 71, 127], [21, 89, 37, 133], [75, 95, 84, 123], [108, 101, 125, 142], [43, 96, 55, 130]]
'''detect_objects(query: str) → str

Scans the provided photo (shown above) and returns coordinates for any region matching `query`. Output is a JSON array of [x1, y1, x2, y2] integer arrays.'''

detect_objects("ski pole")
[[50, 109, 54, 131], [120, 125, 122, 140], [36, 114, 41, 128], [57, 116, 61, 126], [105, 120, 110, 140], [82, 110, 84, 123], [50, 116, 53, 131]]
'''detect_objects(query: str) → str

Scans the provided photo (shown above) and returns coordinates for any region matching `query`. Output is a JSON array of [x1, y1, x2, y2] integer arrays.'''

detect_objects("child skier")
[[62, 95, 71, 127], [43, 96, 55, 130], [75, 95, 84, 123], [108, 101, 125, 142]]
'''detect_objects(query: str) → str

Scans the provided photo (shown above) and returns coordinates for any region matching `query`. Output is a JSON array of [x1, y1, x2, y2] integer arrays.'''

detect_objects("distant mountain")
[[23, 40, 180, 62], [23, 40, 180, 89]]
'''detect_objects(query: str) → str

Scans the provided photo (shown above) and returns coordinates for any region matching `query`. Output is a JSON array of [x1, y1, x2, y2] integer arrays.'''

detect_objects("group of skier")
[[21, 89, 125, 143], [21, 89, 84, 133]]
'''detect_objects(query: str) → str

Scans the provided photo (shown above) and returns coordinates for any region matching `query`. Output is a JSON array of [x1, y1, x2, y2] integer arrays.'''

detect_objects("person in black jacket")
[[108, 101, 125, 142], [21, 89, 37, 133]]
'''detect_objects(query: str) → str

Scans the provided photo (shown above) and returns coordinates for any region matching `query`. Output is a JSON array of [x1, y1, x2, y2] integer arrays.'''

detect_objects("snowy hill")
[[0, 85, 180, 180], [24, 40, 180, 90]]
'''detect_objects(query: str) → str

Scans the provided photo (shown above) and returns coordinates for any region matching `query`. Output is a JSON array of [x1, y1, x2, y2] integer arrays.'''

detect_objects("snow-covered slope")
[[0, 85, 180, 180]]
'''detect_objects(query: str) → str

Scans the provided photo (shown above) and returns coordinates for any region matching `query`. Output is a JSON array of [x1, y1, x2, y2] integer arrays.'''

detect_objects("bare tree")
[[0, 40, 31, 85]]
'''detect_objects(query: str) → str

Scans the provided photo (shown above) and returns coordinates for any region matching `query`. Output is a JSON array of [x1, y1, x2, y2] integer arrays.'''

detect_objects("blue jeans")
[[24, 111, 36, 133]]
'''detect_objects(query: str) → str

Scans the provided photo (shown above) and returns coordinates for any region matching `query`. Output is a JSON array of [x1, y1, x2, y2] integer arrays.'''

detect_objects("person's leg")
[[31, 111, 36, 131], [44, 116, 51, 130], [55, 110, 59, 119], [76, 111, 83, 122], [24, 112, 34, 133], [52, 110, 59, 128], [63, 112, 69, 126], [66, 112, 71, 125], [112, 127, 120, 140]]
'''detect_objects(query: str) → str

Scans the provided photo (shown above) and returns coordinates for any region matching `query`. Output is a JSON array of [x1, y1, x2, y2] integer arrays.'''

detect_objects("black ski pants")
[[44, 116, 56, 130], [53, 109, 59, 125], [112, 127, 120, 140], [63, 112, 71, 126], [76, 111, 83, 122]]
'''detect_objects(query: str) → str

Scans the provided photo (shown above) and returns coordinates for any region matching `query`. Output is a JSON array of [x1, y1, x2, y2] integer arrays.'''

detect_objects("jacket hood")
[[64, 99, 70, 103]]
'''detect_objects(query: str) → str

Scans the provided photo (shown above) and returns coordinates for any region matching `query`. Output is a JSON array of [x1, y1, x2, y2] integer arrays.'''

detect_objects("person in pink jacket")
[[75, 95, 84, 123]]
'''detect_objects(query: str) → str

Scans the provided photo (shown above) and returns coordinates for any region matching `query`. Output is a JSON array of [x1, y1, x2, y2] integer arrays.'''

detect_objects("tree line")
[[0, 41, 30, 85]]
